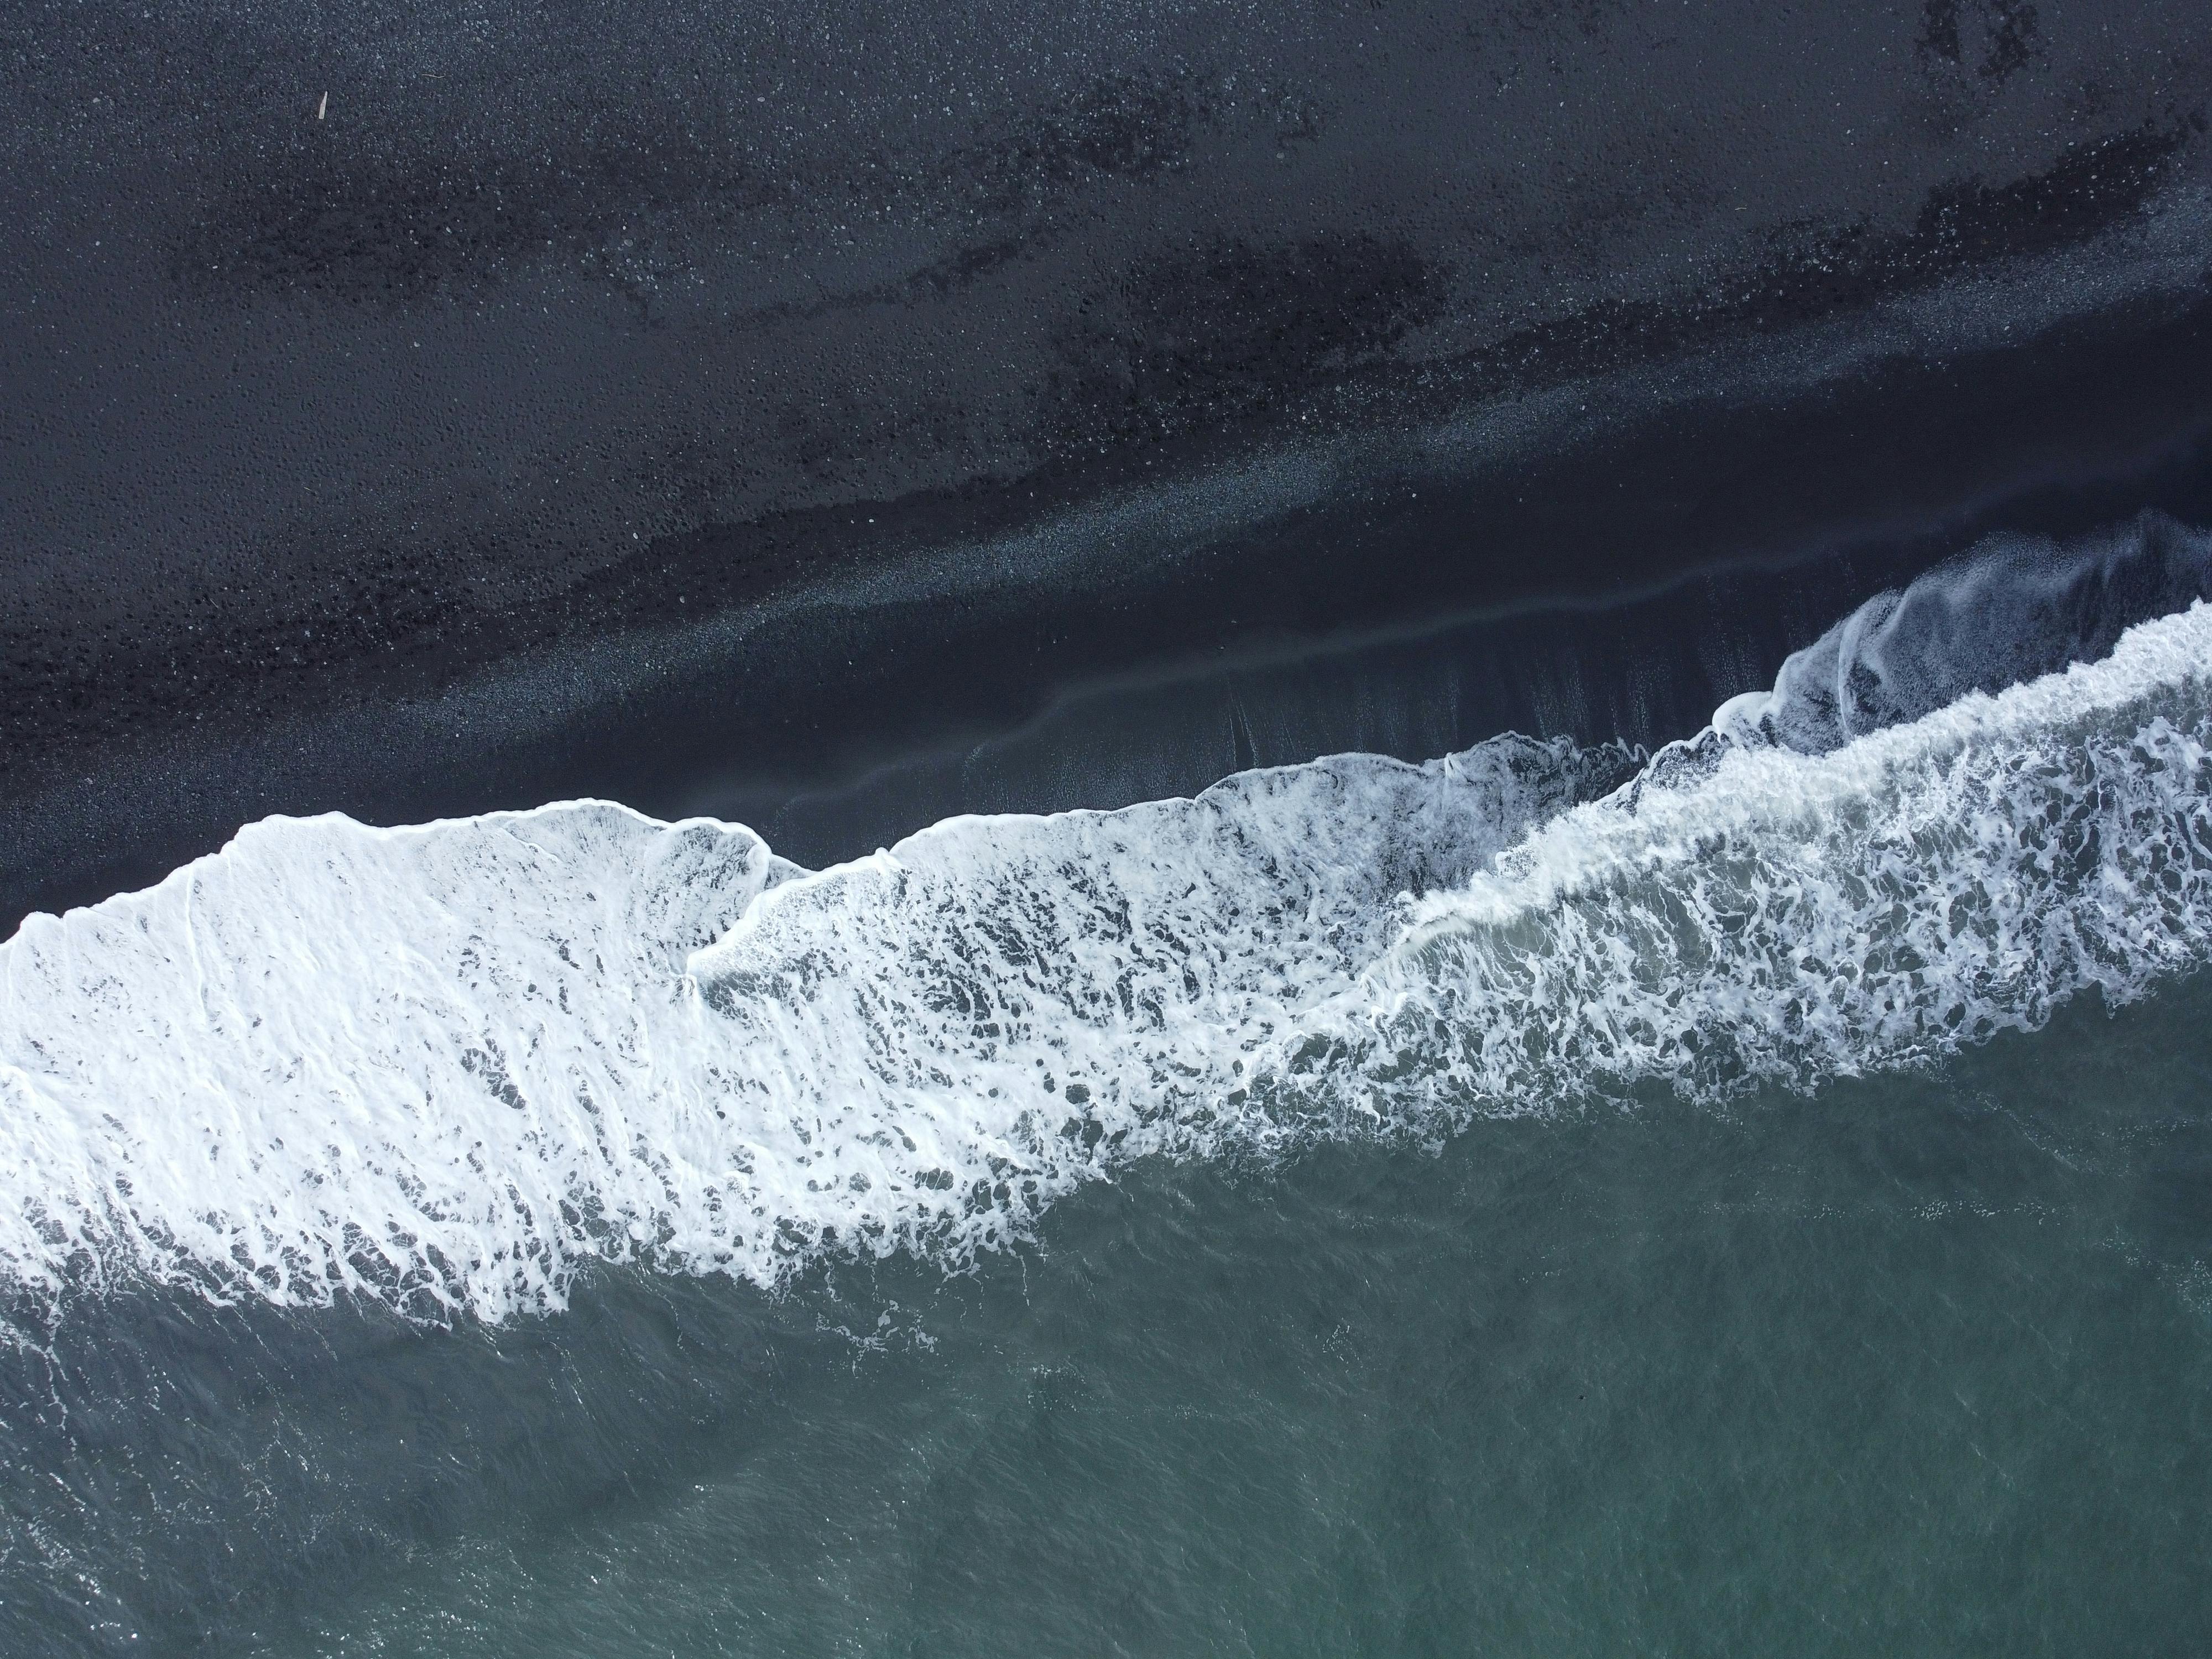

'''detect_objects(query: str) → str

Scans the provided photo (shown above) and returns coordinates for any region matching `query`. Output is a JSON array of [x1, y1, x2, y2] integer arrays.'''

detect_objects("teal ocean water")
[[7, 521, 2212, 1653], [278, 981, 2212, 1656]]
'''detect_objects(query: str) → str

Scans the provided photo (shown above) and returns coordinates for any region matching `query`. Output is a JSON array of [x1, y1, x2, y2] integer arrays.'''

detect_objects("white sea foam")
[[2, 595, 2209, 1323], [1348, 602, 2212, 1110]]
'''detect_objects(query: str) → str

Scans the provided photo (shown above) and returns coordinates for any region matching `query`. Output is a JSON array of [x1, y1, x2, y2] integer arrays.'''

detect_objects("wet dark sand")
[[7, 276, 2212, 930]]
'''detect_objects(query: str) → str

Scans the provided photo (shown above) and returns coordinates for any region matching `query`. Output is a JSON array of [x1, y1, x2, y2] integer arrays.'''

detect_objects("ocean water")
[[6, 519, 2212, 1653]]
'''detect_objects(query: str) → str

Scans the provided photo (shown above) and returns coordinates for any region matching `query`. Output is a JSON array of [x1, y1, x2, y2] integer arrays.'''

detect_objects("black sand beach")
[[6, 0, 2210, 924], [14, 9, 2212, 1656]]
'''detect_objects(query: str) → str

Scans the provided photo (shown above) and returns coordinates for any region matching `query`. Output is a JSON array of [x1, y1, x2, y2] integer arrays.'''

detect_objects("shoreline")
[[8, 275, 2212, 932], [8, 0, 2211, 933]]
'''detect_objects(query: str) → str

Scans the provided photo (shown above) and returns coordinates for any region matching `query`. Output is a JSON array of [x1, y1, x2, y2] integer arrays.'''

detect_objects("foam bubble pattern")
[[1350, 602, 2212, 1113], [2, 603, 2208, 1323], [0, 735, 1628, 1318]]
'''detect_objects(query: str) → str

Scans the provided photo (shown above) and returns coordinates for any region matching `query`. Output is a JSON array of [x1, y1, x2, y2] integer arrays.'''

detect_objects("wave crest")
[[1356, 618, 2212, 1113]]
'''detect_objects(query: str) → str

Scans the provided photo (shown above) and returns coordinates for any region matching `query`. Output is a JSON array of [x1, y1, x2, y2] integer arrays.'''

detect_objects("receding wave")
[[3, 524, 2210, 1322]]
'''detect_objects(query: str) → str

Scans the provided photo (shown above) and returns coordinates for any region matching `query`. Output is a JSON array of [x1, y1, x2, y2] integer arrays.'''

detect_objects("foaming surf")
[[3, 520, 2210, 1323]]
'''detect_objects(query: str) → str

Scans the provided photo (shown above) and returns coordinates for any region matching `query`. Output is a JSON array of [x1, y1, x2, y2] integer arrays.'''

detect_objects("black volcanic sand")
[[4, 1, 2212, 925], [8, 272, 2212, 931]]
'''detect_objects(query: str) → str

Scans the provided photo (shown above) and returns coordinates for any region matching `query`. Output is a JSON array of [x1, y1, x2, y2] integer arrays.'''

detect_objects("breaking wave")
[[3, 523, 2210, 1322]]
